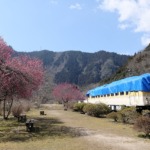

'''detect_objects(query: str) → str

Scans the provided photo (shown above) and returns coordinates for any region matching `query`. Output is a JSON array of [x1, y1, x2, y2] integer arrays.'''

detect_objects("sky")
[[0, 0, 150, 55]]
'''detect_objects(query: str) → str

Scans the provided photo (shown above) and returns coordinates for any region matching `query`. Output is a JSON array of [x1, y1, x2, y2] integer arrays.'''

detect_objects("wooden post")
[[40, 111, 44, 115]]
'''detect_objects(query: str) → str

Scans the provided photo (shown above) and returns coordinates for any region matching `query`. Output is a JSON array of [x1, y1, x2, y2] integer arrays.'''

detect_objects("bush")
[[95, 103, 110, 117], [83, 103, 95, 116], [67, 101, 76, 110], [83, 103, 110, 117], [107, 111, 119, 122], [73, 103, 86, 113], [119, 107, 140, 124], [134, 116, 150, 137], [12, 104, 24, 117], [142, 109, 150, 117]]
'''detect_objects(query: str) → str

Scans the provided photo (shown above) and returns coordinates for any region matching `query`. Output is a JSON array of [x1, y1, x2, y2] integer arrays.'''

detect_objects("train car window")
[[115, 93, 118, 96], [126, 92, 128, 95], [120, 92, 124, 95], [107, 94, 110, 97], [104, 95, 106, 97], [111, 93, 114, 96]]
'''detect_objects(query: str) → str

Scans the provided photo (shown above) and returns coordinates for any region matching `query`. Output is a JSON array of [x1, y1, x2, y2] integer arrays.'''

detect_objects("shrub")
[[72, 103, 79, 111], [119, 107, 140, 124], [73, 103, 86, 113], [83, 103, 110, 117], [142, 109, 150, 117], [11, 104, 24, 117], [134, 116, 150, 137], [107, 111, 119, 122], [67, 101, 76, 110], [83, 103, 95, 116], [95, 103, 110, 117], [120, 105, 126, 110]]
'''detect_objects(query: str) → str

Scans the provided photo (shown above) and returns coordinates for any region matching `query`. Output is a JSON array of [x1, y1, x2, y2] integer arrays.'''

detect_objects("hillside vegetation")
[[16, 50, 129, 86], [103, 44, 150, 84], [15, 45, 150, 103]]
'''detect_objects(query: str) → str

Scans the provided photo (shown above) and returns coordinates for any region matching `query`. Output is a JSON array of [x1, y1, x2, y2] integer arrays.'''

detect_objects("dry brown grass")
[[46, 107, 137, 137], [0, 104, 149, 150], [0, 137, 93, 150]]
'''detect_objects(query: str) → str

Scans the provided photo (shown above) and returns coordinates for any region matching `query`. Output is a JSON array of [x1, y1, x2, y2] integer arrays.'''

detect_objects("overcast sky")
[[0, 0, 150, 55]]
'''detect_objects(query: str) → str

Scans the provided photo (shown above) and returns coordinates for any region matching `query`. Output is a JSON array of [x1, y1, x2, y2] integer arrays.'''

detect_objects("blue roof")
[[86, 73, 150, 96]]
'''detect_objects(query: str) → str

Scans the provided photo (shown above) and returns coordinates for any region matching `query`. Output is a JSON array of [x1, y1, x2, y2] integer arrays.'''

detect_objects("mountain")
[[15, 50, 129, 86], [103, 43, 150, 84]]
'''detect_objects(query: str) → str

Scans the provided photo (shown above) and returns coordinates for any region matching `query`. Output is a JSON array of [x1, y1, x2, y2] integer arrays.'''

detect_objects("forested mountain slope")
[[103, 44, 150, 84], [16, 50, 129, 86]]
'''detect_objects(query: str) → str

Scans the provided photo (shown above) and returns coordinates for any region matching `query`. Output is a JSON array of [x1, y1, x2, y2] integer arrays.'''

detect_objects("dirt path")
[[85, 133, 150, 150], [44, 105, 150, 150]]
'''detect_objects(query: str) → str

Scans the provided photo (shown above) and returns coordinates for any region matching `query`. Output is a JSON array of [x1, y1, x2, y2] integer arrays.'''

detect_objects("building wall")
[[86, 91, 150, 108]]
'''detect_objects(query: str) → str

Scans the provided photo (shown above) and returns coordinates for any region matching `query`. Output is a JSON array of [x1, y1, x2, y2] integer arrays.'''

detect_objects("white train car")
[[86, 73, 150, 111]]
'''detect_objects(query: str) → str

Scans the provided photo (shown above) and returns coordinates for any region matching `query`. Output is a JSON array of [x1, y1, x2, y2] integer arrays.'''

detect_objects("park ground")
[[0, 104, 149, 150]]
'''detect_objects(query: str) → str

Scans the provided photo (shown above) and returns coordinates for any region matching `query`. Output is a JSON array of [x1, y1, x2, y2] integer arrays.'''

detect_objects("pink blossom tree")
[[52, 83, 85, 110], [0, 37, 12, 61], [0, 37, 44, 119]]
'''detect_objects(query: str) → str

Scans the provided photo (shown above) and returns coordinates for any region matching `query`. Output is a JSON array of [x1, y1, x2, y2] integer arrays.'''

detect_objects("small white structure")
[[86, 73, 150, 111]]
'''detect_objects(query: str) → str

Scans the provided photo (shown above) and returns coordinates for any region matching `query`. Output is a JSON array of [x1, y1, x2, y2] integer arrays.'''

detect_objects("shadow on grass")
[[138, 134, 150, 139], [0, 116, 88, 142]]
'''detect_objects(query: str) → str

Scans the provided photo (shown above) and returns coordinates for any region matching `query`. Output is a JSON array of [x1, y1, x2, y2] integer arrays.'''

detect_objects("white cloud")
[[98, 0, 150, 46], [118, 24, 129, 30], [69, 3, 82, 10], [141, 34, 150, 46]]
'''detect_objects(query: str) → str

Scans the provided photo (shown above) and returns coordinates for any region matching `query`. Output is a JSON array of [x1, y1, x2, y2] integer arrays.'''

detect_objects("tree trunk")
[[6, 97, 13, 119], [64, 103, 67, 111], [63, 101, 68, 111], [3, 99, 6, 119]]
